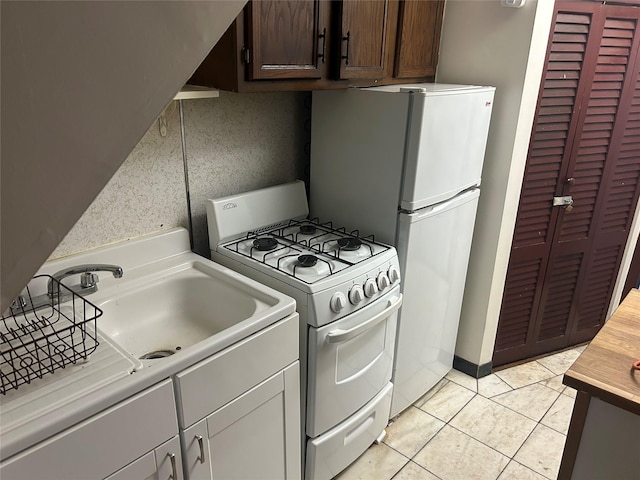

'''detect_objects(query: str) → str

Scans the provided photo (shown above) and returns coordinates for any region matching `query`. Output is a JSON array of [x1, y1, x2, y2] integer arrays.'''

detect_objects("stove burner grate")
[[297, 254, 318, 267], [253, 237, 278, 251], [300, 225, 317, 235], [223, 217, 391, 284], [337, 237, 362, 251]]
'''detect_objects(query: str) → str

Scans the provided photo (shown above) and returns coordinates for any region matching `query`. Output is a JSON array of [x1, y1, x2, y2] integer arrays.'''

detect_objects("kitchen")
[[2, 1, 640, 480]]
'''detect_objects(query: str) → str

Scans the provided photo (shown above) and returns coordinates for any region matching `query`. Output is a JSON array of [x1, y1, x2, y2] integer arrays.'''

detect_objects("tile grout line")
[[388, 460, 445, 480], [371, 349, 584, 480], [443, 365, 573, 478], [483, 382, 562, 423]]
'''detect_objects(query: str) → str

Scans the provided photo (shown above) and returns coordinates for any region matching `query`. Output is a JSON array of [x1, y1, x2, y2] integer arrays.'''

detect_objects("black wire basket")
[[0, 275, 103, 395]]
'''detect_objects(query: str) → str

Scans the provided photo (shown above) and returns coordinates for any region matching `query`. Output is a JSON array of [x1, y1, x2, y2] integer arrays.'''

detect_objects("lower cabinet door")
[[181, 362, 301, 480], [0, 380, 177, 480], [106, 435, 184, 480]]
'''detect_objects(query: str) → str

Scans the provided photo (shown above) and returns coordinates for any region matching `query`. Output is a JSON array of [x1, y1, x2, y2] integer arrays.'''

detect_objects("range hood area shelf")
[[174, 86, 220, 100]]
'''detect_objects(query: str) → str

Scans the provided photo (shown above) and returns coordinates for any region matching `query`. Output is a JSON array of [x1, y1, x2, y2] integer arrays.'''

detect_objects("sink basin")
[[97, 261, 283, 361]]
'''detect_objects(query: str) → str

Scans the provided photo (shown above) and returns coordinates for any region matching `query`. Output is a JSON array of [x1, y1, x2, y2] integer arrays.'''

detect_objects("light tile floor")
[[336, 346, 586, 480]]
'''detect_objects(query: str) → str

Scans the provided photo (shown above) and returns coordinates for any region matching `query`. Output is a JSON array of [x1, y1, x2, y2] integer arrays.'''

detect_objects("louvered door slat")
[[574, 245, 621, 333], [559, 14, 634, 242], [495, 259, 542, 351], [495, 2, 640, 367], [599, 71, 640, 233], [538, 253, 583, 341], [511, 7, 586, 249], [547, 70, 581, 80], [495, 8, 592, 359]]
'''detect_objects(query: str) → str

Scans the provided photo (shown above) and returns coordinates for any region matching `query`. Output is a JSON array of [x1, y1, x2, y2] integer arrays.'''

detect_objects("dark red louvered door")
[[494, 1, 640, 367]]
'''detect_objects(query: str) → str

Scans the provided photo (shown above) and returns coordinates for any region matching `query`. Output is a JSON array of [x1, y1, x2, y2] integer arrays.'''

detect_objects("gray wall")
[[1, 1, 246, 310], [436, 0, 555, 368], [51, 92, 309, 261]]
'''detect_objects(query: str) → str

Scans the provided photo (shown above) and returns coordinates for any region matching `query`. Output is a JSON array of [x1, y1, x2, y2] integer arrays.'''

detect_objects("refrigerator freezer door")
[[390, 188, 480, 418], [401, 87, 494, 211]]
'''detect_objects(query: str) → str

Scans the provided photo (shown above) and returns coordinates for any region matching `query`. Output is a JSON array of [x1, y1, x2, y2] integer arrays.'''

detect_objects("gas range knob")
[[388, 265, 400, 284], [330, 292, 347, 313], [377, 272, 390, 291], [349, 285, 365, 305], [364, 278, 378, 298]]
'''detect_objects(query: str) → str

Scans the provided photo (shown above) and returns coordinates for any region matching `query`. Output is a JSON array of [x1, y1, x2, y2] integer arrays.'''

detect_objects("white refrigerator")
[[309, 83, 495, 417]]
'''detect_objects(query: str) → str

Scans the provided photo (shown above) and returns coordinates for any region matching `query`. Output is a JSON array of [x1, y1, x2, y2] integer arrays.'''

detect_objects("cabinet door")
[[181, 420, 209, 480], [105, 436, 184, 480], [0, 380, 177, 480], [394, 0, 444, 78], [182, 363, 301, 480], [495, 2, 640, 366], [337, 0, 391, 79], [247, 0, 329, 80]]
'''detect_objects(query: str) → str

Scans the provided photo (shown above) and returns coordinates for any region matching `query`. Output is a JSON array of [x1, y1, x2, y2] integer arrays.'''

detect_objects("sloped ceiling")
[[1, 1, 247, 312]]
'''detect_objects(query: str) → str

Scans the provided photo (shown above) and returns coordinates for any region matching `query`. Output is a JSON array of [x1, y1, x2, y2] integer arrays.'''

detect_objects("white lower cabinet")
[[182, 363, 300, 480], [175, 316, 301, 480], [1, 315, 301, 480], [105, 435, 184, 480], [0, 380, 180, 480]]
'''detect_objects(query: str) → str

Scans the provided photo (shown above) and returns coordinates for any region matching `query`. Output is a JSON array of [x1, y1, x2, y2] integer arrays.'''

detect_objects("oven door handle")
[[326, 294, 402, 344]]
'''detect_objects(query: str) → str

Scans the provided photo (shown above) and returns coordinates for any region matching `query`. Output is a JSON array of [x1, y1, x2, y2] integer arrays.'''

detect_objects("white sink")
[[97, 260, 288, 361]]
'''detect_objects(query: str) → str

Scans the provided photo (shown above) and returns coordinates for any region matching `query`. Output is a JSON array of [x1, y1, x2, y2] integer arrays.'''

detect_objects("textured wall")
[[50, 92, 308, 261], [184, 91, 309, 257], [51, 103, 187, 258]]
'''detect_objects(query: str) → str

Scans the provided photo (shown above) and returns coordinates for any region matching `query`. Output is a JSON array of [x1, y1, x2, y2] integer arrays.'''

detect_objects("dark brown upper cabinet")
[[245, 1, 328, 80], [394, 0, 444, 79], [335, 0, 392, 80], [188, 0, 445, 92]]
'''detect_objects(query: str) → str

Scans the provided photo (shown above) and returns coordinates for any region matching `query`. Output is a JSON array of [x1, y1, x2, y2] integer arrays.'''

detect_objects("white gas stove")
[[207, 181, 402, 480], [206, 181, 400, 328]]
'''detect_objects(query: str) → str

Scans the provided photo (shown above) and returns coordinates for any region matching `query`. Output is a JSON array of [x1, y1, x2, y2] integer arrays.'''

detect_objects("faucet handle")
[[9, 295, 27, 313], [80, 272, 99, 288]]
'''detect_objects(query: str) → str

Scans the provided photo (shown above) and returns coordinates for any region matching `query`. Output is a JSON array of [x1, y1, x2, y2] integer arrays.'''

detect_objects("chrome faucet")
[[48, 264, 124, 299], [7, 264, 124, 314]]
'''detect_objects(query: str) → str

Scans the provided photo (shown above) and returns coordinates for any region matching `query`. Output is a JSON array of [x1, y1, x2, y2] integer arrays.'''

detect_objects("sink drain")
[[139, 350, 175, 360]]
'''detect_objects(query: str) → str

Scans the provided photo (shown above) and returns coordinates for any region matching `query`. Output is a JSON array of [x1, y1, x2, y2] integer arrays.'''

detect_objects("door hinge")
[[241, 46, 250, 65]]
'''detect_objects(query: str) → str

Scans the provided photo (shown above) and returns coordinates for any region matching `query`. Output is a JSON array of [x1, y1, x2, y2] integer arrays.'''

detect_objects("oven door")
[[306, 286, 401, 437]]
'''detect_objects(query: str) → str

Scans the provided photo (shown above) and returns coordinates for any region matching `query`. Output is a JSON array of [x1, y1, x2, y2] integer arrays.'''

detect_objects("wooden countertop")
[[563, 289, 640, 415]]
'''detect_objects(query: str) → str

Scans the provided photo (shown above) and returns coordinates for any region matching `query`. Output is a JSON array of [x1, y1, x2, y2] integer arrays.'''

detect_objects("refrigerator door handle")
[[405, 189, 480, 220]]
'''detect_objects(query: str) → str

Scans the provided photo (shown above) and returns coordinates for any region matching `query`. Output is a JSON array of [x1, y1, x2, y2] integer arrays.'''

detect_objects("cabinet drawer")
[[0, 380, 177, 480], [306, 382, 392, 480], [174, 314, 299, 428]]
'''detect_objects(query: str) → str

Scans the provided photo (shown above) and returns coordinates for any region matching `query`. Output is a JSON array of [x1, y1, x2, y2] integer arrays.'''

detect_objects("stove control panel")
[[330, 292, 347, 313], [363, 278, 378, 298], [349, 285, 365, 305], [377, 272, 390, 291], [315, 256, 402, 324], [388, 265, 400, 284]]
